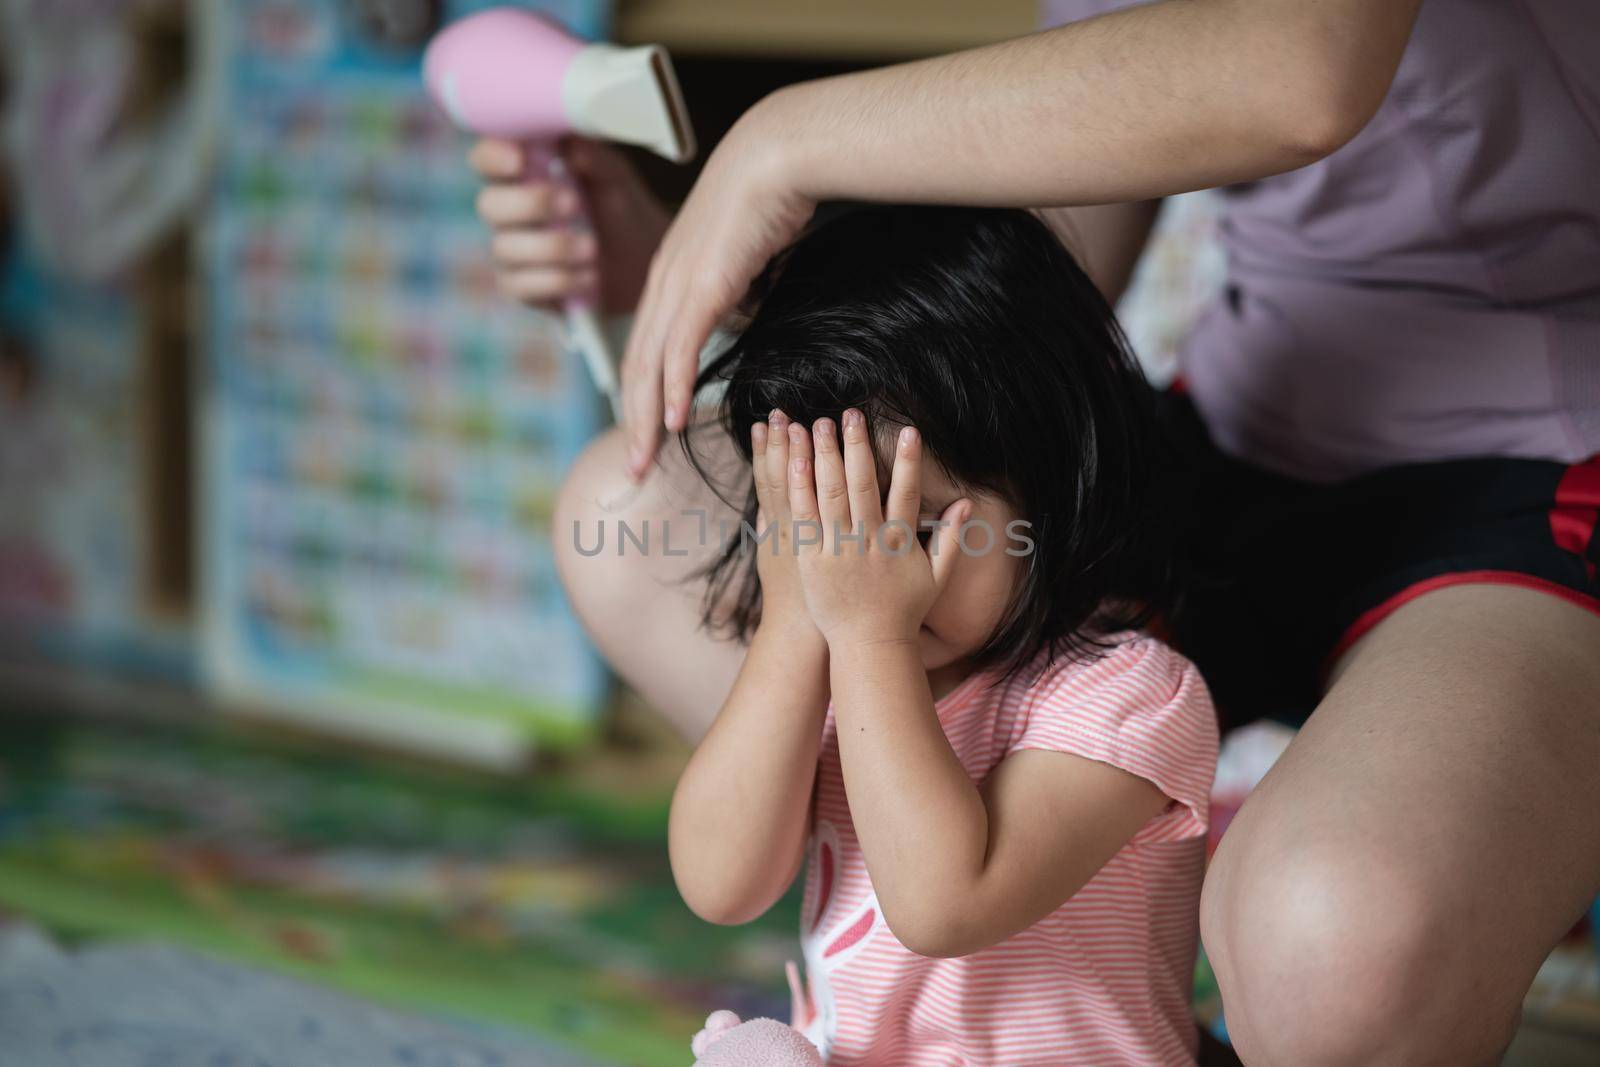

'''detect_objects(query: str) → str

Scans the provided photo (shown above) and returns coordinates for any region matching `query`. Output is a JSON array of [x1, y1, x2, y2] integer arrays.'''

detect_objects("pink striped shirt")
[[790, 632, 1219, 1065]]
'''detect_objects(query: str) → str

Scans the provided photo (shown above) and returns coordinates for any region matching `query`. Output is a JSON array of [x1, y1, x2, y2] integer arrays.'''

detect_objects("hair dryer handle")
[[518, 140, 621, 418]]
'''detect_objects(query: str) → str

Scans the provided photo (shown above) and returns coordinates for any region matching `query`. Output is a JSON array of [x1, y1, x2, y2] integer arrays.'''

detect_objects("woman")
[[472, 1, 1600, 1062]]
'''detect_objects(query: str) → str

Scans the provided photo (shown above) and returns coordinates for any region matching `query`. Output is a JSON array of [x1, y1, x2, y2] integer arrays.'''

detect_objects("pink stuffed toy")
[[690, 1009, 824, 1066]]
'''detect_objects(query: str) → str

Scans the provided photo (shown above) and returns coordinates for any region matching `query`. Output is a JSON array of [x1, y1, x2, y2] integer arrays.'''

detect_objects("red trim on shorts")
[[1319, 569, 1600, 685], [1168, 374, 1189, 396], [1550, 455, 1600, 582]]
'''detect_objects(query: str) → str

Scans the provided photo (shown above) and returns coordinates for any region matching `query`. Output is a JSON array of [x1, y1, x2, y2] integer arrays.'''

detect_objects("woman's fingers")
[[621, 261, 670, 478], [839, 408, 883, 529], [474, 156, 594, 312], [619, 261, 719, 471], [884, 425, 923, 533], [785, 423, 822, 548], [811, 417, 852, 536], [661, 296, 722, 434], [476, 182, 580, 228], [498, 266, 598, 305], [468, 138, 523, 180], [491, 228, 598, 268], [619, 288, 664, 478], [930, 499, 971, 590], [622, 380, 662, 479]]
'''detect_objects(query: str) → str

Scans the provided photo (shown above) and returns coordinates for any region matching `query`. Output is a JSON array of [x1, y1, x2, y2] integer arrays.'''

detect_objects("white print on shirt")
[[789, 820, 881, 1061]]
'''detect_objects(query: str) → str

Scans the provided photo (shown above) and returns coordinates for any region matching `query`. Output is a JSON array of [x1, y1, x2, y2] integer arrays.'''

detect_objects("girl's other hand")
[[787, 412, 969, 646], [470, 137, 670, 315], [620, 99, 816, 480], [751, 411, 826, 654]]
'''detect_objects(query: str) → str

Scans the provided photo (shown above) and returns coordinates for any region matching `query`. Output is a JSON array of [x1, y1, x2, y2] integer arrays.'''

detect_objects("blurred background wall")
[[0, 0, 1218, 766], [0, 0, 1064, 751]]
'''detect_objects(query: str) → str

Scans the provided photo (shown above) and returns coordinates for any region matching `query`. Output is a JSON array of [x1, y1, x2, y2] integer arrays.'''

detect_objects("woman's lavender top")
[[1041, 0, 1600, 482]]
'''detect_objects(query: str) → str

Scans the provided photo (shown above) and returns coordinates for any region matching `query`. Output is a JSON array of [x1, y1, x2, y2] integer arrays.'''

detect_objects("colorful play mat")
[[0, 701, 797, 1066]]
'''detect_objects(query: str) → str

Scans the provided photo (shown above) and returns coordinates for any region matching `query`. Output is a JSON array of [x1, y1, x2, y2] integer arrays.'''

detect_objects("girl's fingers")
[[762, 411, 791, 522], [785, 423, 822, 544], [811, 417, 852, 536], [750, 420, 772, 509], [884, 425, 923, 530], [840, 408, 883, 528], [929, 499, 971, 591]]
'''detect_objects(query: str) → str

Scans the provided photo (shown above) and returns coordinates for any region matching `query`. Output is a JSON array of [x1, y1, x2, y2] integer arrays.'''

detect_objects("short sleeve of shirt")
[[1038, 0, 1140, 31], [1006, 636, 1219, 844]]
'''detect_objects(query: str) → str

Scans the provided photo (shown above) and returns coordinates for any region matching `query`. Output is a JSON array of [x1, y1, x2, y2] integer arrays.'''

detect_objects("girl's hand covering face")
[[784, 410, 970, 646]]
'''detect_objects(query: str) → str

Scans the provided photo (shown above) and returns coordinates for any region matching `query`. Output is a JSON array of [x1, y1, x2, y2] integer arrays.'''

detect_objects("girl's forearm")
[[827, 641, 992, 949], [668, 621, 830, 925], [753, 0, 1420, 208]]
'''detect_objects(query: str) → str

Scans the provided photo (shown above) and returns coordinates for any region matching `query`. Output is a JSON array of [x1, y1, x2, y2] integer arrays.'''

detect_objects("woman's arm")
[[762, 0, 1420, 208], [667, 414, 831, 925], [620, 0, 1423, 477], [1040, 201, 1163, 306]]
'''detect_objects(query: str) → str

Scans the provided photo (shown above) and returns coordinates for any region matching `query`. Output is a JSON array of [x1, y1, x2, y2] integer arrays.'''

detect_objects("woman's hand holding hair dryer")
[[470, 136, 669, 316]]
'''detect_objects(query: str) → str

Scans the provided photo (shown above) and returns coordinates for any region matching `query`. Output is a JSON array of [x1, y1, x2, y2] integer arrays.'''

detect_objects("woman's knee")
[[554, 426, 743, 632], [1202, 838, 1520, 1066], [553, 425, 743, 609], [550, 428, 747, 737], [552, 427, 637, 616]]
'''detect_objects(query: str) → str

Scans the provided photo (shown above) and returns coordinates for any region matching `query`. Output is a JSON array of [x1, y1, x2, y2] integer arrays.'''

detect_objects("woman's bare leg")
[[554, 425, 749, 740], [1201, 583, 1600, 1066]]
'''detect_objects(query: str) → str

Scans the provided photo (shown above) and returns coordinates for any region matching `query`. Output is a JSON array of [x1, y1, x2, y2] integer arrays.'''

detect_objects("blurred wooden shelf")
[[616, 0, 1041, 59]]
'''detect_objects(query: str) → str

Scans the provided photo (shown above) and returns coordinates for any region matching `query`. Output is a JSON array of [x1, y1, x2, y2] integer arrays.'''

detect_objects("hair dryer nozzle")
[[564, 43, 695, 164], [422, 8, 694, 163]]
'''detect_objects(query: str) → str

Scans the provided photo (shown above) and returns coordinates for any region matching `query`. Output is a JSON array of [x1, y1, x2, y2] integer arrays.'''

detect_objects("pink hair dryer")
[[423, 7, 694, 414]]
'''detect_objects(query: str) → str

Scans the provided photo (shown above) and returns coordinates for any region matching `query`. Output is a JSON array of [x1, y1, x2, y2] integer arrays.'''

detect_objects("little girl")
[[668, 205, 1219, 1066]]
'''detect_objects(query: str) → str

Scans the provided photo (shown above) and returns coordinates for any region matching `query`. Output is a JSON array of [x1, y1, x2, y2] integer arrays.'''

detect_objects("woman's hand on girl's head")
[[470, 136, 668, 315], [619, 99, 816, 481], [787, 411, 970, 647]]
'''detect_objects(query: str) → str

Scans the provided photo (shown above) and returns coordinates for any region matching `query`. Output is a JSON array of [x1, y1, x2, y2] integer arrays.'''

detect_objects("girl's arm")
[[620, 0, 1424, 477], [828, 642, 1169, 959], [668, 413, 830, 925]]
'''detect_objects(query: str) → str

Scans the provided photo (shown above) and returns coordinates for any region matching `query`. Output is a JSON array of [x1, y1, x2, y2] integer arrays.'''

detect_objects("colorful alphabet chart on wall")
[[203, 0, 611, 765]]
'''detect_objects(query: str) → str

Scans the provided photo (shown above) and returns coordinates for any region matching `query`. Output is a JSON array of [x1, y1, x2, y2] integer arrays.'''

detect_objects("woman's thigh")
[[1202, 582, 1600, 1066], [554, 424, 749, 741]]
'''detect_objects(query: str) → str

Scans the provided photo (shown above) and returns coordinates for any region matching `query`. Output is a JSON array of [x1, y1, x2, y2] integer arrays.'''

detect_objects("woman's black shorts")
[[1155, 383, 1600, 730]]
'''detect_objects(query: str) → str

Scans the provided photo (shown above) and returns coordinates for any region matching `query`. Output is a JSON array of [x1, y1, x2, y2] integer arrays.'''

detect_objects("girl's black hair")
[[681, 203, 1185, 678]]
